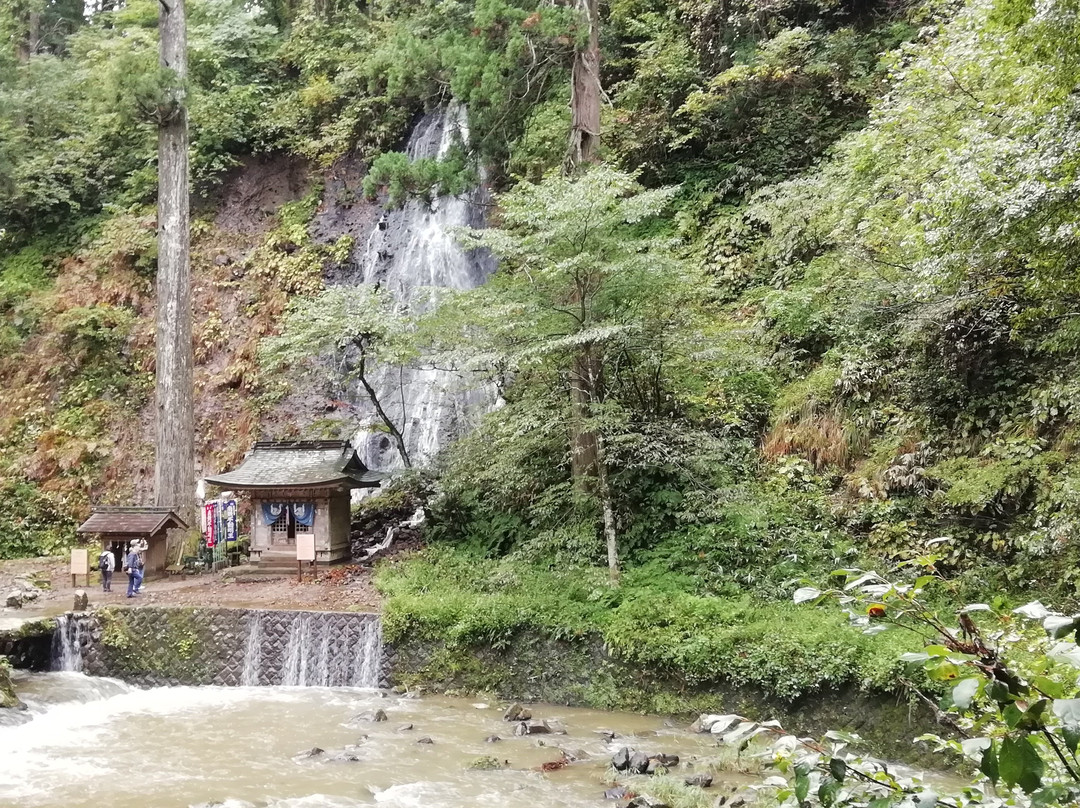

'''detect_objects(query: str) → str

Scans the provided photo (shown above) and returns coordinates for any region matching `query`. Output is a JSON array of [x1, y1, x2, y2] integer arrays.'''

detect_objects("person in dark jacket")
[[97, 548, 114, 592], [124, 546, 143, 598]]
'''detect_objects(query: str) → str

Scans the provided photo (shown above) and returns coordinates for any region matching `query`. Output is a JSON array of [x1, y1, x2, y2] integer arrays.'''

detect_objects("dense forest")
[[5, 0, 1080, 799]]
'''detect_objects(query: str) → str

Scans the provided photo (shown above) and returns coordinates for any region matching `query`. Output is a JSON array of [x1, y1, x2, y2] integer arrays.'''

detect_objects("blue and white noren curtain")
[[261, 502, 287, 525], [292, 503, 315, 527]]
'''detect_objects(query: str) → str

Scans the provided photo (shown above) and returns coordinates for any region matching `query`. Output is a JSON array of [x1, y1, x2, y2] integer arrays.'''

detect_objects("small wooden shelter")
[[76, 506, 190, 578], [204, 440, 385, 566]]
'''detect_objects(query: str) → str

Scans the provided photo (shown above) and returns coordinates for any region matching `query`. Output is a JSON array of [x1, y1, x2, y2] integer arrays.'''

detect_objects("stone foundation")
[[63, 606, 386, 688]]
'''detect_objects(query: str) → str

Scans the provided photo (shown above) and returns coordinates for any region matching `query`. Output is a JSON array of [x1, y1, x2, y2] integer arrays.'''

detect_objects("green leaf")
[[899, 652, 931, 663], [793, 587, 821, 604], [794, 770, 809, 803], [926, 659, 961, 682], [998, 736, 1044, 793], [1032, 676, 1065, 699], [829, 757, 846, 783], [952, 678, 980, 709], [818, 778, 840, 807], [1003, 703, 1025, 728], [988, 680, 1012, 704], [979, 740, 999, 785]]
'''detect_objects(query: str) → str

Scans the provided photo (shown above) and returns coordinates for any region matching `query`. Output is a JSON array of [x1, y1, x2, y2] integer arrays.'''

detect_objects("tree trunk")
[[563, 0, 618, 580], [356, 348, 411, 469], [154, 0, 195, 521], [596, 433, 618, 583], [15, 5, 40, 63], [565, 0, 603, 477], [569, 347, 600, 478], [565, 0, 601, 171]]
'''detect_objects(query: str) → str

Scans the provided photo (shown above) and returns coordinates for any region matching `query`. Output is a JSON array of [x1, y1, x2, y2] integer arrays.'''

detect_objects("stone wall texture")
[[0, 617, 55, 670], [64, 606, 387, 688]]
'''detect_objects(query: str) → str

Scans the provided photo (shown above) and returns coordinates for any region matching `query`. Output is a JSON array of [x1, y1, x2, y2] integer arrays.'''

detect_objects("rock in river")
[[628, 751, 650, 775], [503, 702, 532, 722], [611, 746, 631, 771]]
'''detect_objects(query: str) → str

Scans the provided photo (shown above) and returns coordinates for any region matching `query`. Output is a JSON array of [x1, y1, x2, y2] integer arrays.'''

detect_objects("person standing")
[[124, 545, 142, 598], [132, 538, 146, 594], [97, 547, 114, 593]]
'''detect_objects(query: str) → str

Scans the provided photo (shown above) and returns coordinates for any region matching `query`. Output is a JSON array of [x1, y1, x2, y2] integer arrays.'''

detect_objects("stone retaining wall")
[[0, 617, 56, 670], [68, 606, 386, 687]]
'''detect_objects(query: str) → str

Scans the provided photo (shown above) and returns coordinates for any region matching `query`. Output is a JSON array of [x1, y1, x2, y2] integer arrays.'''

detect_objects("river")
[[0, 671, 754, 808]]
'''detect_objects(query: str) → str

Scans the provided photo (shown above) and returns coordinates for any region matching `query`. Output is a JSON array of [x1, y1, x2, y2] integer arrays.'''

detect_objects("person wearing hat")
[[132, 538, 147, 594], [123, 542, 144, 598]]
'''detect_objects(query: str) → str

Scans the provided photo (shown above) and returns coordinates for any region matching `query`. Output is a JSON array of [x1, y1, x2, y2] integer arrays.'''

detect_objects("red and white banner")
[[204, 501, 217, 548]]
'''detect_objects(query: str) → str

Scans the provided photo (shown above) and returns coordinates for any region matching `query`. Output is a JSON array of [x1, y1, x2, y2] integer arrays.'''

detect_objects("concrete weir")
[[50, 607, 387, 688]]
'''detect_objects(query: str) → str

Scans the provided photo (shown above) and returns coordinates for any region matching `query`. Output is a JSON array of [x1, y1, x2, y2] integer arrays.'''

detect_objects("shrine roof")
[[202, 440, 387, 490]]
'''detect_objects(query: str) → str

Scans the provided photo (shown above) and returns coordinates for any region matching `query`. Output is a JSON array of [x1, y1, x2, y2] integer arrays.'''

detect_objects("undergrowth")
[[377, 546, 921, 702]]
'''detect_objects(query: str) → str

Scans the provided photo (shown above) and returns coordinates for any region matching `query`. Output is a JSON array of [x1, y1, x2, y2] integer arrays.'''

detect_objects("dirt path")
[[0, 557, 381, 617]]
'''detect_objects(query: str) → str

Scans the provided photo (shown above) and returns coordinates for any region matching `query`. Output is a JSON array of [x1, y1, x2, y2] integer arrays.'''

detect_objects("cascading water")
[[51, 614, 86, 673], [346, 101, 497, 471], [239, 610, 382, 688]]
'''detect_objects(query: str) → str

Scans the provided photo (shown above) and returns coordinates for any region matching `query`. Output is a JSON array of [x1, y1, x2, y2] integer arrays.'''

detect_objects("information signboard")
[[296, 535, 316, 562]]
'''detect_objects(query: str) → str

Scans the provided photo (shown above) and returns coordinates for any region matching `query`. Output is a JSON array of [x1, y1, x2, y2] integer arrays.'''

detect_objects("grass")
[[376, 546, 922, 702]]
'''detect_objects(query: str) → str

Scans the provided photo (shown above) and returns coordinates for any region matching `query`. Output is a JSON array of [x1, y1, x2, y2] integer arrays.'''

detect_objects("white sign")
[[296, 535, 316, 562], [70, 548, 89, 575]]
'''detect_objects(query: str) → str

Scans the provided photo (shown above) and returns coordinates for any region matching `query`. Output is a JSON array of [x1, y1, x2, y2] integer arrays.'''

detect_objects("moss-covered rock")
[[0, 657, 25, 710]]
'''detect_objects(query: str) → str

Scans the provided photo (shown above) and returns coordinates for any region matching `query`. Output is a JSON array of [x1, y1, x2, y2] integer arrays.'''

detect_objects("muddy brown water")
[[0, 672, 758, 808]]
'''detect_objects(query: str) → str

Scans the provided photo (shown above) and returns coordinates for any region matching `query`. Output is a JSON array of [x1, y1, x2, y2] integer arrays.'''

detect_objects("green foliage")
[[783, 569, 1080, 808], [378, 547, 915, 700], [362, 146, 476, 207]]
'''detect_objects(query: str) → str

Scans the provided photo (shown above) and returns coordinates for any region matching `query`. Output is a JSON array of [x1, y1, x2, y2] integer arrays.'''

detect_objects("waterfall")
[[239, 610, 382, 688], [239, 611, 264, 686], [346, 101, 497, 471], [51, 614, 86, 673]]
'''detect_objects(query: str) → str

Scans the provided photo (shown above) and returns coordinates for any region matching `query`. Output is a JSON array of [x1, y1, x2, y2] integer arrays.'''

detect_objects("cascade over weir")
[[51, 609, 385, 688]]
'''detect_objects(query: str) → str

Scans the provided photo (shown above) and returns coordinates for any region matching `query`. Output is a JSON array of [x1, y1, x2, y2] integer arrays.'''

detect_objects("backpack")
[[98, 554, 109, 572]]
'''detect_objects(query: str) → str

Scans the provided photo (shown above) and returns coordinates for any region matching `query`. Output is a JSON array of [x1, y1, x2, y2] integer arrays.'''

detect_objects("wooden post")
[[297, 560, 302, 583]]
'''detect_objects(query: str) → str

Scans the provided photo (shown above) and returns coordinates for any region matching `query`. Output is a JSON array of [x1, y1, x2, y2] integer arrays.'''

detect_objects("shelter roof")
[[202, 440, 387, 490], [77, 506, 189, 537]]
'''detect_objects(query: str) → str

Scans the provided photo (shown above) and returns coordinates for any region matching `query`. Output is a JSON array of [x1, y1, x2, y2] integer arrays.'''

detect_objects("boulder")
[[19, 588, 38, 602], [397, 723, 414, 732], [294, 747, 324, 759], [685, 774, 713, 788], [353, 709, 387, 722], [604, 786, 631, 800], [484, 735, 501, 743], [691, 714, 745, 734], [514, 720, 552, 736], [595, 730, 617, 742], [503, 702, 532, 722], [628, 797, 671, 808], [213, 253, 233, 266], [629, 751, 651, 775], [4, 591, 23, 609], [545, 718, 568, 734], [726, 789, 755, 808], [651, 754, 680, 768], [416, 736, 434, 744], [73, 590, 88, 611], [0, 661, 25, 710], [611, 746, 631, 771], [328, 752, 361, 763]]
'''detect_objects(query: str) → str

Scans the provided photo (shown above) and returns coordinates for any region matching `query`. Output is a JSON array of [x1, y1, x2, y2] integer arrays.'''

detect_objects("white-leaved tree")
[[260, 285, 417, 469]]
